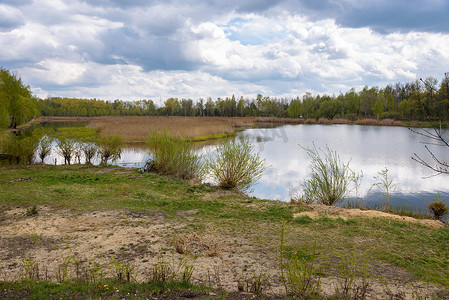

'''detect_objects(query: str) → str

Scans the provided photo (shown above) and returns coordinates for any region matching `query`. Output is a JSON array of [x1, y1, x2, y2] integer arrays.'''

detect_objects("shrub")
[[428, 193, 449, 221], [300, 144, 355, 205], [37, 135, 53, 163], [98, 135, 124, 165], [1, 132, 40, 164], [57, 137, 76, 165], [205, 138, 267, 192], [146, 130, 203, 180]]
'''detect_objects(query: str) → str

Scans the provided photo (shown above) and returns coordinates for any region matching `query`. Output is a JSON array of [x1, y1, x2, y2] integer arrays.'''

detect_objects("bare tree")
[[410, 73, 449, 176]]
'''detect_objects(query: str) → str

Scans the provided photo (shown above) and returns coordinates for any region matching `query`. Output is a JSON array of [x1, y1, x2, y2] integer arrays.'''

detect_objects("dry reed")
[[330, 118, 349, 125], [304, 118, 317, 124], [317, 118, 331, 124]]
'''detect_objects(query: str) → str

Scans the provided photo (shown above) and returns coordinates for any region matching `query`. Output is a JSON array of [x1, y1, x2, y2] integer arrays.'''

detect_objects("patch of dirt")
[[294, 203, 445, 228], [0, 206, 443, 298]]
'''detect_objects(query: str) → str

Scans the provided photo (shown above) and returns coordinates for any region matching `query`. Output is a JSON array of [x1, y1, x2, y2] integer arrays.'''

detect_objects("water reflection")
[[238, 125, 449, 211]]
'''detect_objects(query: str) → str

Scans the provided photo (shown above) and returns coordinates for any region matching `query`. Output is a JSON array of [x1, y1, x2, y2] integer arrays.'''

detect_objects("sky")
[[1, 0, 449, 102]]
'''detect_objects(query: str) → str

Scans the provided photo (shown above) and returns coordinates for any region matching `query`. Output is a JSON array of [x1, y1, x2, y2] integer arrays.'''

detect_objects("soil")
[[0, 206, 445, 299], [294, 203, 445, 229]]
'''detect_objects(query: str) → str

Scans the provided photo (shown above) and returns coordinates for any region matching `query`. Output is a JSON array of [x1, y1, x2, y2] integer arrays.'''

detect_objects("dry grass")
[[381, 118, 403, 126], [331, 118, 349, 125], [90, 117, 255, 142], [317, 118, 331, 124], [355, 118, 403, 126], [304, 118, 317, 124]]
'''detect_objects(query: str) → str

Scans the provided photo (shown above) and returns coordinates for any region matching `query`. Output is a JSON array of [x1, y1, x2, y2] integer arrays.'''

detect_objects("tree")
[[98, 135, 123, 164], [372, 98, 384, 120], [0, 67, 39, 128], [410, 73, 449, 176]]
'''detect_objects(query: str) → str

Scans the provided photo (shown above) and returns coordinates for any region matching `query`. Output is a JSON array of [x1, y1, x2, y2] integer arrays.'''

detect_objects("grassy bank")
[[1, 165, 448, 298]]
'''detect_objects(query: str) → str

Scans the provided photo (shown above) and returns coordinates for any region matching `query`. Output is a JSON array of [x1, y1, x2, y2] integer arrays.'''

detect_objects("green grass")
[[1, 164, 448, 290], [0, 279, 209, 300]]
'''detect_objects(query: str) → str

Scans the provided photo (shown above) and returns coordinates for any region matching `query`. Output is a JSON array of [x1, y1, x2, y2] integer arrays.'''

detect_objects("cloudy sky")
[[1, 0, 449, 102]]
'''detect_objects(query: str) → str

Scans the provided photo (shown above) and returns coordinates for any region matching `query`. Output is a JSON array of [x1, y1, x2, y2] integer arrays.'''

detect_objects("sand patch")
[[294, 204, 445, 229]]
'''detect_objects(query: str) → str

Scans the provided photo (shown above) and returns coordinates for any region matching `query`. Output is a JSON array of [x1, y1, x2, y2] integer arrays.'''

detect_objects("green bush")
[[428, 193, 449, 221], [98, 135, 124, 165], [146, 131, 203, 180], [0, 130, 41, 164], [205, 138, 267, 192], [300, 144, 355, 206]]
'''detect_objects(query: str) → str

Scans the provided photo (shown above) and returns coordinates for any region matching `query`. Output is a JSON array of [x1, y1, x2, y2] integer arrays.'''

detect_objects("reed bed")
[[90, 116, 258, 142], [355, 118, 403, 126]]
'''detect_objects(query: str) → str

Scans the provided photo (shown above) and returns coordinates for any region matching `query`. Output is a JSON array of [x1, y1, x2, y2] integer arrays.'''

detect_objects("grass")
[[1, 165, 449, 297]]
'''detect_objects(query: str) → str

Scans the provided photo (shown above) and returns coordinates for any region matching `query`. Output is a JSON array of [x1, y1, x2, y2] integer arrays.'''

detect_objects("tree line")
[[0, 67, 40, 129], [1, 66, 448, 128], [38, 74, 449, 121]]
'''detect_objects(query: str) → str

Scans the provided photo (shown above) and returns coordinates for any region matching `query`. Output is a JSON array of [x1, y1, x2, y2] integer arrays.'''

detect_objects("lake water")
[[38, 124, 449, 212], [233, 125, 449, 212]]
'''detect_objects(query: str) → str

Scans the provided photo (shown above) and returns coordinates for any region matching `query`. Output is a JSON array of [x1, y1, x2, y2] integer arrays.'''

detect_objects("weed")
[[110, 257, 135, 282], [372, 167, 397, 211], [234, 269, 271, 296], [333, 249, 372, 299], [279, 222, 325, 298], [428, 193, 449, 221], [25, 205, 38, 216], [21, 255, 39, 281]]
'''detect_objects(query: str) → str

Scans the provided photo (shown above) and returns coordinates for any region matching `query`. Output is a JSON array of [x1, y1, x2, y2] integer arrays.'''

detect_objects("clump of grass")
[[25, 205, 38, 216], [300, 144, 356, 205], [428, 193, 449, 221], [205, 138, 267, 192], [146, 130, 204, 180]]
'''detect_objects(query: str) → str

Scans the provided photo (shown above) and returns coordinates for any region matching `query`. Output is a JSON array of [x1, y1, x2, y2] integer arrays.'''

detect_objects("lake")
[[233, 125, 449, 212], [39, 123, 449, 212]]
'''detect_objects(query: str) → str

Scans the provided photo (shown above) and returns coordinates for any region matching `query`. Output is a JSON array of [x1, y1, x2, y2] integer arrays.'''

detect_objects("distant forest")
[[1, 66, 449, 129]]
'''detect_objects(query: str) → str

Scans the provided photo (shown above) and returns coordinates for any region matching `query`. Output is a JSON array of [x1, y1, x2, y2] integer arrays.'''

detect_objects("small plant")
[[428, 193, 449, 221], [300, 144, 356, 205], [21, 255, 39, 280], [372, 167, 396, 211], [110, 257, 135, 282], [334, 249, 372, 299], [25, 205, 38, 216], [234, 269, 271, 296], [279, 222, 325, 298], [205, 138, 267, 192]]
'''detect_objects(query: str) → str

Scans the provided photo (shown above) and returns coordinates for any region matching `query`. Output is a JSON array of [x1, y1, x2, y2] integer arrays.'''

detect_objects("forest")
[[1, 66, 449, 130]]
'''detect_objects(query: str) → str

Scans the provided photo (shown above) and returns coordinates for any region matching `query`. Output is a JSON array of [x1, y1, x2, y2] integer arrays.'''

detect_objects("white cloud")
[[2, 0, 449, 99]]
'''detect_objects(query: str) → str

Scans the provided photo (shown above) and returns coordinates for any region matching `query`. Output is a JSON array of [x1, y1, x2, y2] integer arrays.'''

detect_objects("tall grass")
[[205, 138, 267, 192], [146, 130, 204, 180], [300, 144, 355, 205]]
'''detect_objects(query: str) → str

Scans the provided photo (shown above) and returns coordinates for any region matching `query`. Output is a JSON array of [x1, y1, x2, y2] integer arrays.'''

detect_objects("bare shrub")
[[206, 138, 267, 192]]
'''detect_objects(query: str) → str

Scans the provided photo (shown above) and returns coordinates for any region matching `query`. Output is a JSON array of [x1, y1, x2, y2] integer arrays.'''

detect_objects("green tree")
[[372, 98, 384, 120]]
